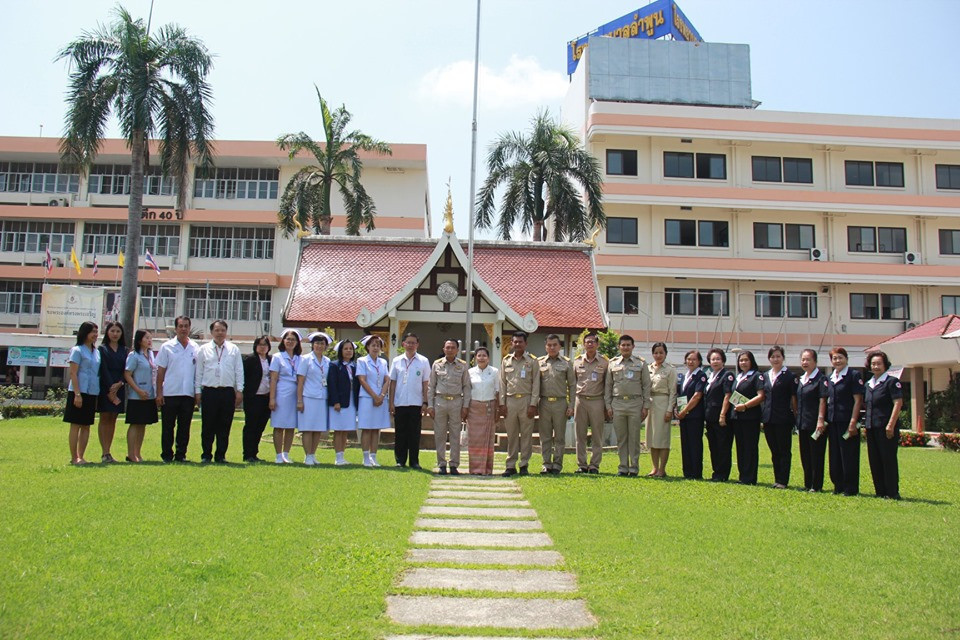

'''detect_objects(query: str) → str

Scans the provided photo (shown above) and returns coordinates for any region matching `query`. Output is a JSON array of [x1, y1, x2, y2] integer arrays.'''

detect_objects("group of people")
[[63, 320, 905, 499]]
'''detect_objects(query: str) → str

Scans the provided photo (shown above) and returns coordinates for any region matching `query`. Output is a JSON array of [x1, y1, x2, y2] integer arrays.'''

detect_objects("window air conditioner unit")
[[49, 198, 69, 207], [904, 321, 918, 331], [903, 251, 921, 265], [809, 247, 826, 261]]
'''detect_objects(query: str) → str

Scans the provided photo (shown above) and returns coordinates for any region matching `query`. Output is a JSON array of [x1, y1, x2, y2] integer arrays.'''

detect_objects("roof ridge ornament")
[[442, 178, 455, 235], [583, 225, 601, 248]]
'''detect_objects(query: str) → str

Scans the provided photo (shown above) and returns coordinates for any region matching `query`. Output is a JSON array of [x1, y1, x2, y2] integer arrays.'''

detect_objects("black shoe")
[[449, 467, 460, 475], [502, 468, 517, 477], [519, 466, 529, 476], [628, 471, 639, 477], [395, 463, 406, 468], [174, 457, 186, 463], [410, 464, 422, 470], [200, 457, 212, 464], [437, 466, 448, 475], [617, 471, 629, 477], [574, 468, 588, 474], [588, 468, 599, 474], [214, 458, 226, 464], [550, 468, 561, 475]]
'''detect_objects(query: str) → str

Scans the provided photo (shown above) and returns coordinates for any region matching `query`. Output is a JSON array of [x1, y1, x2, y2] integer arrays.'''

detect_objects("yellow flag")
[[70, 247, 82, 275], [117, 250, 125, 267]]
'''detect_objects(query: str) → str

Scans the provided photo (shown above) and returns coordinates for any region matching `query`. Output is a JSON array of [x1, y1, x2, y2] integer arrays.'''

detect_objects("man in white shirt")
[[194, 319, 244, 463], [156, 316, 200, 462], [389, 332, 430, 469]]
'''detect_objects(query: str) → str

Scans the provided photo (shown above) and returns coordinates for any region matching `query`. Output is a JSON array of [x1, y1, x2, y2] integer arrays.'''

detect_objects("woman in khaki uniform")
[[646, 342, 677, 477]]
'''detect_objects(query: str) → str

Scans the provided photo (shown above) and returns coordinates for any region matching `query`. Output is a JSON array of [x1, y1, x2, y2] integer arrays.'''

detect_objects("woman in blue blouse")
[[65, 321, 100, 465], [826, 347, 864, 496], [863, 351, 904, 499], [726, 350, 765, 485], [123, 329, 158, 462], [96, 321, 128, 463]]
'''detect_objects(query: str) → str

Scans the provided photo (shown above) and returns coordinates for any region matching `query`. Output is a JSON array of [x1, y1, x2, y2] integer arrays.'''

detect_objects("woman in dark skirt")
[[863, 351, 904, 499], [65, 321, 100, 465], [124, 329, 158, 462], [726, 350, 765, 485], [795, 348, 829, 492], [96, 320, 128, 463]]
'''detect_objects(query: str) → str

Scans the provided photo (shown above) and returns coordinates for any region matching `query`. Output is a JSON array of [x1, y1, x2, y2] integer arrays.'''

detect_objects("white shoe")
[[370, 455, 381, 467], [275, 453, 284, 464], [281, 452, 293, 464], [362, 453, 373, 467], [304, 455, 316, 466], [335, 457, 348, 466]]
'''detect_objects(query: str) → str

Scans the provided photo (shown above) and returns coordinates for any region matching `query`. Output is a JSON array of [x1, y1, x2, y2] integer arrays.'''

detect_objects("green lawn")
[[2, 418, 958, 639]]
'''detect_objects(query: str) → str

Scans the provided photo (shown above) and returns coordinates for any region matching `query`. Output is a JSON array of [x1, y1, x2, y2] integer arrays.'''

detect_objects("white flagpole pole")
[[463, 0, 481, 362]]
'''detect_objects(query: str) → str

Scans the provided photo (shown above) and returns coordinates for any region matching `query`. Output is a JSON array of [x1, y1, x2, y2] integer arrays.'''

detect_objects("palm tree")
[[476, 109, 604, 242], [276, 87, 392, 237], [59, 6, 214, 340]]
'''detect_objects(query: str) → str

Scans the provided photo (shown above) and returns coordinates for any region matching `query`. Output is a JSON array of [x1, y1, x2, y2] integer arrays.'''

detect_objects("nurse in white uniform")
[[297, 331, 331, 466], [269, 329, 301, 464], [356, 335, 390, 467]]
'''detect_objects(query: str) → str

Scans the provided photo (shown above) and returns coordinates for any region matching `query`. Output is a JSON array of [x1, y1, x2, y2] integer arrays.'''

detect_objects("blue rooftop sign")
[[567, 1, 702, 75]]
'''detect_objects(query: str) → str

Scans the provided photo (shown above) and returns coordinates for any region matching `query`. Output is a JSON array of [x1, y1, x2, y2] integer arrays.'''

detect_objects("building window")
[[936, 164, 960, 190], [943, 296, 960, 315], [665, 288, 729, 316], [140, 284, 177, 318], [189, 226, 275, 259], [607, 286, 639, 314], [752, 156, 813, 184], [695, 154, 726, 180], [850, 293, 910, 320], [783, 158, 814, 184], [845, 160, 904, 187], [0, 281, 43, 314], [666, 219, 728, 247], [665, 219, 696, 246], [0, 221, 75, 253], [785, 223, 815, 250], [81, 223, 180, 256], [939, 229, 960, 255], [606, 150, 637, 176], [754, 222, 783, 249], [847, 226, 906, 253], [755, 291, 818, 318], [698, 221, 729, 247], [752, 156, 781, 183], [663, 152, 694, 178], [0, 162, 79, 194], [88, 164, 175, 196], [606, 218, 638, 244], [184, 287, 271, 322], [194, 167, 279, 200]]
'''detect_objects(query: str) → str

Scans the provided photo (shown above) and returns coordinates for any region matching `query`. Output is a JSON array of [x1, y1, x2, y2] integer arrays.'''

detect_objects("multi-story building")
[[0, 136, 429, 387], [564, 37, 960, 407]]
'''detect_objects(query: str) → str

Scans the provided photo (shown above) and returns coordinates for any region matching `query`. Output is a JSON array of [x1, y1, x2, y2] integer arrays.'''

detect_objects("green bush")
[[938, 432, 960, 452], [925, 372, 960, 433], [0, 385, 32, 419], [899, 431, 930, 447], [575, 328, 620, 359], [44, 388, 68, 417]]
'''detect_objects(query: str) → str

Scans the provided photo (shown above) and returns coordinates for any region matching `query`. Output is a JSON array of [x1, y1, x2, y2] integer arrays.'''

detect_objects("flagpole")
[[463, 0, 481, 362]]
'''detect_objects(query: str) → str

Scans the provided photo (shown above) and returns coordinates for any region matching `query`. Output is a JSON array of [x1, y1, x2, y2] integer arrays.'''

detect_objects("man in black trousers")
[[389, 333, 430, 469]]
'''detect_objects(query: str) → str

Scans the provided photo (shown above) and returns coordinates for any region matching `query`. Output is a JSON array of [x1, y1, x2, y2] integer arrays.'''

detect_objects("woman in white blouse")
[[466, 346, 500, 475]]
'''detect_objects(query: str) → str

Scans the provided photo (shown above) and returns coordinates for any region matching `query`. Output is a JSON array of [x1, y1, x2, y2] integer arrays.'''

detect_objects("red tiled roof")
[[870, 314, 960, 349], [284, 238, 605, 330]]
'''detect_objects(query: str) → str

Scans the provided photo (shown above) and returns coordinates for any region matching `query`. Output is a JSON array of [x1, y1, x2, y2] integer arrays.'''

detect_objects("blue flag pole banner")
[[567, 0, 703, 75]]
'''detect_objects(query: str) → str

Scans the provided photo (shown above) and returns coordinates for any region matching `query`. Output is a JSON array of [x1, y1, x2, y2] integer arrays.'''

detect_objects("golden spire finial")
[[443, 178, 454, 234], [293, 218, 309, 239], [583, 225, 602, 248]]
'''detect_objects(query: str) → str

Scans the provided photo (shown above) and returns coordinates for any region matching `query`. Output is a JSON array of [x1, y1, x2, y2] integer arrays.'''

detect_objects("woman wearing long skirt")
[[123, 329, 158, 462], [269, 329, 301, 464], [328, 340, 359, 465], [297, 332, 331, 466], [646, 342, 677, 477], [356, 335, 390, 467], [467, 347, 499, 475]]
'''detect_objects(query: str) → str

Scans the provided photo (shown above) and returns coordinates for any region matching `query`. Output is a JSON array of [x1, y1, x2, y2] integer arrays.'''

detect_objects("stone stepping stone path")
[[385, 476, 596, 639]]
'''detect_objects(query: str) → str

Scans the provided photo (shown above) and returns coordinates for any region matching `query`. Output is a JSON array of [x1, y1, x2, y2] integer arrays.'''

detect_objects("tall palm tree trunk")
[[320, 177, 333, 235], [119, 132, 146, 340]]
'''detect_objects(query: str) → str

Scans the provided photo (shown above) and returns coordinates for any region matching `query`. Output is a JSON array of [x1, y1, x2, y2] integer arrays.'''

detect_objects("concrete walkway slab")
[[420, 506, 537, 518], [428, 490, 523, 500], [400, 568, 577, 592], [415, 518, 542, 531], [430, 479, 518, 488], [385, 636, 589, 640], [408, 548, 563, 566], [410, 531, 552, 548], [430, 485, 522, 494], [425, 498, 531, 507], [386, 595, 596, 629]]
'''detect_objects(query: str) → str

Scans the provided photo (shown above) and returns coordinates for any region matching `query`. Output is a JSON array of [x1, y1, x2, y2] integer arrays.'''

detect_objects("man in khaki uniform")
[[574, 333, 610, 474], [537, 334, 575, 474], [604, 334, 652, 476], [427, 339, 471, 475], [498, 331, 540, 476]]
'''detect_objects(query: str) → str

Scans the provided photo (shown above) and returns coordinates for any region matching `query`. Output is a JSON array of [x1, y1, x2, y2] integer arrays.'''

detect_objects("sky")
[[1, 0, 958, 239]]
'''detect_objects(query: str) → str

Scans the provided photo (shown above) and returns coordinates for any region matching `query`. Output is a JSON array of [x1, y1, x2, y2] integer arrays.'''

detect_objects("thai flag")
[[44, 246, 53, 276], [145, 250, 161, 275], [92, 253, 99, 276]]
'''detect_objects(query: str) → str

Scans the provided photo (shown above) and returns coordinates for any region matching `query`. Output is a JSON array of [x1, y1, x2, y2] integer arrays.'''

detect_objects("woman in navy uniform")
[[760, 345, 796, 488], [795, 348, 829, 492], [863, 351, 903, 499], [727, 350, 765, 485], [675, 349, 707, 479], [327, 340, 361, 466], [825, 347, 864, 496], [703, 348, 734, 482]]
